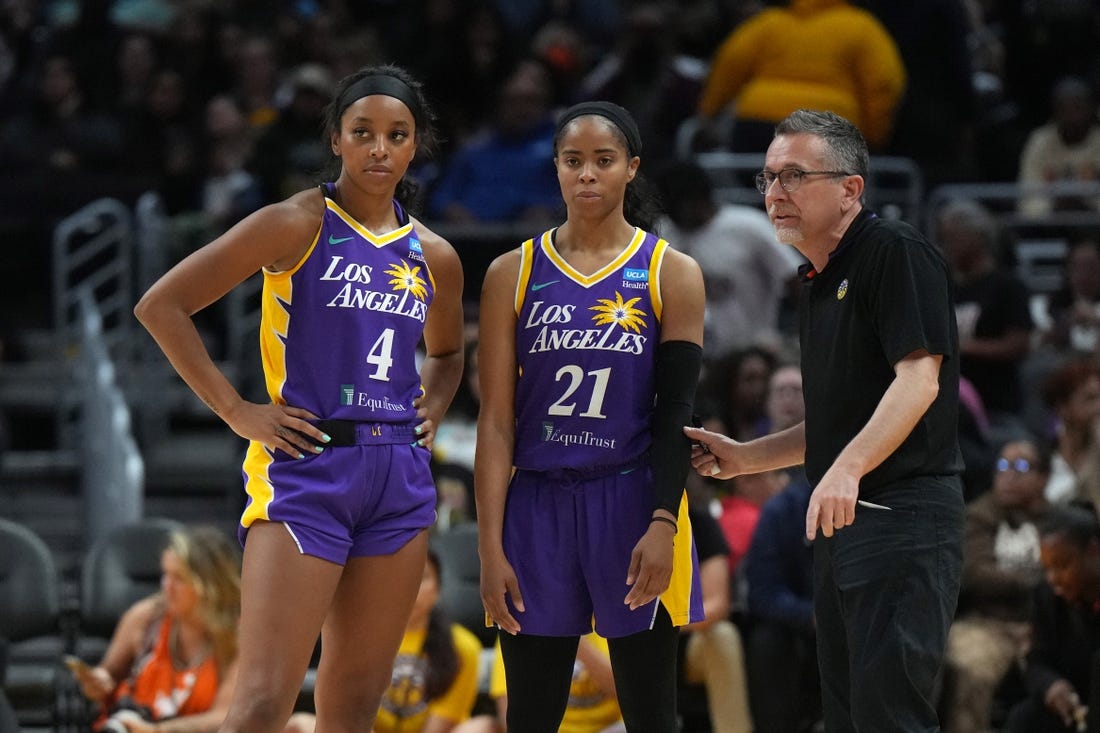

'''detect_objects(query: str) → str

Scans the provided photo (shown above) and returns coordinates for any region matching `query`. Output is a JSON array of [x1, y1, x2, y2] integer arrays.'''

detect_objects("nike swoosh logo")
[[531, 280, 559, 291], [328, 235, 354, 245]]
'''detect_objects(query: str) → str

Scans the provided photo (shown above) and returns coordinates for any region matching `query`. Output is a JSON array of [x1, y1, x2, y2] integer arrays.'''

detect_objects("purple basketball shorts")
[[239, 422, 436, 564], [502, 462, 702, 638]]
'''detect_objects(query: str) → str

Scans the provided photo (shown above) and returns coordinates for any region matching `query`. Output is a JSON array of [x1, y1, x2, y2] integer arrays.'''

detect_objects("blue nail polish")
[[417, 439, 425, 447], [322, 433, 331, 443], [297, 453, 305, 459], [415, 425, 423, 435], [314, 446, 324, 453]]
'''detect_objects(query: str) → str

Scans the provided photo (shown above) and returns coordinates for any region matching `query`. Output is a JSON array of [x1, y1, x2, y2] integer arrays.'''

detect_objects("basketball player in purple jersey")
[[475, 101, 706, 732], [135, 65, 464, 733]]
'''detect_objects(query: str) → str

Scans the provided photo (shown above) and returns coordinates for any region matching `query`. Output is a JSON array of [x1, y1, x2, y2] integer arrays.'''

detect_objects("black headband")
[[555, 101, 642, 156], [337, 74, 423, 126]]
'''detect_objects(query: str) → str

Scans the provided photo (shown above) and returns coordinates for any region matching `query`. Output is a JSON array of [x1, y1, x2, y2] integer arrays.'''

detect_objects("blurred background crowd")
[[8, 0, 1100, 732], [1, 0, 1095, 324]]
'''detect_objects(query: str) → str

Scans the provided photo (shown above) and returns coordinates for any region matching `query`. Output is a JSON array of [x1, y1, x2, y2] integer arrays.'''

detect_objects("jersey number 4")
[[366, 329, 395, 381], [548, 365, 610, 419]]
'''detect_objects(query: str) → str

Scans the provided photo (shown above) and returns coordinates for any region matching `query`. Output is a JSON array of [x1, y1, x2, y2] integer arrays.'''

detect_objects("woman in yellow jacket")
[[697, 0, 905, 153]]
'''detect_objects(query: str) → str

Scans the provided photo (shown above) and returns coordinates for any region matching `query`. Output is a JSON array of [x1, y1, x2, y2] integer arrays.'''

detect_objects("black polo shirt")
[[798, 209, 962, 493]]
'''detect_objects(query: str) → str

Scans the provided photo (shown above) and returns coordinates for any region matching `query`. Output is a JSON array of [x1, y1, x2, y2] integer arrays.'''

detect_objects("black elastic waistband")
[[302, 419, 417, 447]]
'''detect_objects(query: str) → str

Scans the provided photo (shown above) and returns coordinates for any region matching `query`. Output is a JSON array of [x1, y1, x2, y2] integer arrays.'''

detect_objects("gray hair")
[[774, 109, 869, 179]]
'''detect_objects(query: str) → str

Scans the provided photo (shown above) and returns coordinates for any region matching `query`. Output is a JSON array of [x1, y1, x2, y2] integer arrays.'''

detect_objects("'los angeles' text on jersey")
[[512, 227, 668, 471], [320, 255, 430, 321], [524, 299, 647, 355], [256, 187, 434, 424]]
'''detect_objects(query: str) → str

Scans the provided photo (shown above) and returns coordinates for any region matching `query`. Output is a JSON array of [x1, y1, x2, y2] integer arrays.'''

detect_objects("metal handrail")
[[73, 286, 144, 547]]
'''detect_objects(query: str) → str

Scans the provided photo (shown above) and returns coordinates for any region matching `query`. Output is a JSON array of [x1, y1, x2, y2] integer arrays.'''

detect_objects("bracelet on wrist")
[[650, 515, 678, 534]]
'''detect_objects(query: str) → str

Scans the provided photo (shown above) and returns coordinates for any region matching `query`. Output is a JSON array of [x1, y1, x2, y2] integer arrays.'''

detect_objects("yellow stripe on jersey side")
[[659, 491, 698, 627], [240, 441, 276, 527], [259, 273, 293, 405], [541, 227, 646, 287], [649, 238, 668, 323], [514, 237, 537, 315], [257, 223, 320, 404]]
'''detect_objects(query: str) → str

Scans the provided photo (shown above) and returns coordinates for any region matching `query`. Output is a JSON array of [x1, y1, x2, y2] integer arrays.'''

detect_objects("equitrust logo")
[[341, 384, 355, 406], [540, 422, 618, 449]]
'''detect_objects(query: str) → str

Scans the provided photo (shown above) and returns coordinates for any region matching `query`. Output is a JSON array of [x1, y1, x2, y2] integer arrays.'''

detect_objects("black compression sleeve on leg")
[[499, 633, 579, 733], [607, 604, 680, 732], [650, 340, 703, 516]]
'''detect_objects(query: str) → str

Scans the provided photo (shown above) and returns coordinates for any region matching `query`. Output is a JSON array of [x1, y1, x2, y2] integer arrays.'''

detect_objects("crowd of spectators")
[[2, 0, 1099, 326]]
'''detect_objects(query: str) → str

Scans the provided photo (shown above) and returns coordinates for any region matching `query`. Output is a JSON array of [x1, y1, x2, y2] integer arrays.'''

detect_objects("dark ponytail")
[[623, 173, 661, 233]]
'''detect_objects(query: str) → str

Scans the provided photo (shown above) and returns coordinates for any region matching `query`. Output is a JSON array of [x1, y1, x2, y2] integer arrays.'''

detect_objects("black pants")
[[500, 604, 679, 733], [814, 477, 964, 732]]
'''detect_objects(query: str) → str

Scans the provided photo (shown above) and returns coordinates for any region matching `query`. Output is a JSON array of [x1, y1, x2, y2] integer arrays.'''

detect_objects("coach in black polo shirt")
[[685, 109, 964, 733]]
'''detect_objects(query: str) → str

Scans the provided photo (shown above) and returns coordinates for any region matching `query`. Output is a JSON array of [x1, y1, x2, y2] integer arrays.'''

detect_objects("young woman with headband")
[[474, 100, 706, 732], [135, 64, 465, 732]]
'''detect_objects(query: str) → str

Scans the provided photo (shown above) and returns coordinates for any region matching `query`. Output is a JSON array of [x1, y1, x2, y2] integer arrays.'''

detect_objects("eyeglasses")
[[754, 168, 852, 194], [996, 457, 1033, 475]]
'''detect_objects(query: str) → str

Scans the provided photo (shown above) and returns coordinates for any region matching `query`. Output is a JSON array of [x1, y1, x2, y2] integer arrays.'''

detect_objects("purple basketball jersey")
[[257, 189, 433, 423], [512, 228, 668, 471]]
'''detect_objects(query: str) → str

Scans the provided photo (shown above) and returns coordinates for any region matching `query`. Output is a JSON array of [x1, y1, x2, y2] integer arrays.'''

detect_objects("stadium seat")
[[433, 523, 496, 648], [0, 517, 64, 729], [74, 517, 183, 662]]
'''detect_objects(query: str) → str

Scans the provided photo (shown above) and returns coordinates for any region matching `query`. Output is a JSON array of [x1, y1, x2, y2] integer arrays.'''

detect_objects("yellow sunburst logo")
[[590, 291, 647, 333], [385, 261, 428, 301]]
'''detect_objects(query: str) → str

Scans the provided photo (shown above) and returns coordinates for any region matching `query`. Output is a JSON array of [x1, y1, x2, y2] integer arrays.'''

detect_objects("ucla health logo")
[[622, 267, 648, 290], [407, 237, 424, 261], [340, 384, 356, 406]]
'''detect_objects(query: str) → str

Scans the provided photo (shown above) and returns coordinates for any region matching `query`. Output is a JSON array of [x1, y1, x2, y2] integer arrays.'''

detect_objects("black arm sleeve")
[[650, 339, 703, 516]]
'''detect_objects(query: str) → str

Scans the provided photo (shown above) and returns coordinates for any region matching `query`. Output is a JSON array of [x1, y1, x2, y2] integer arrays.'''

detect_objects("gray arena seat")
[[74, 518, 183, 661], [433, 523, 496, 648], [0, 518, 64, 729]]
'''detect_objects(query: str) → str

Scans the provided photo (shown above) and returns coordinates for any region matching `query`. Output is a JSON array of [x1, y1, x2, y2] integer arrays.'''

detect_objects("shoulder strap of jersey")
[[514, 235, 539, 315], [649, 237, 669, 323]]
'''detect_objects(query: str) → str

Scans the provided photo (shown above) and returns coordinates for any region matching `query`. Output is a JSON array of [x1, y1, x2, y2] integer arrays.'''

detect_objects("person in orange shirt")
[[69, 526, 241, 733]]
